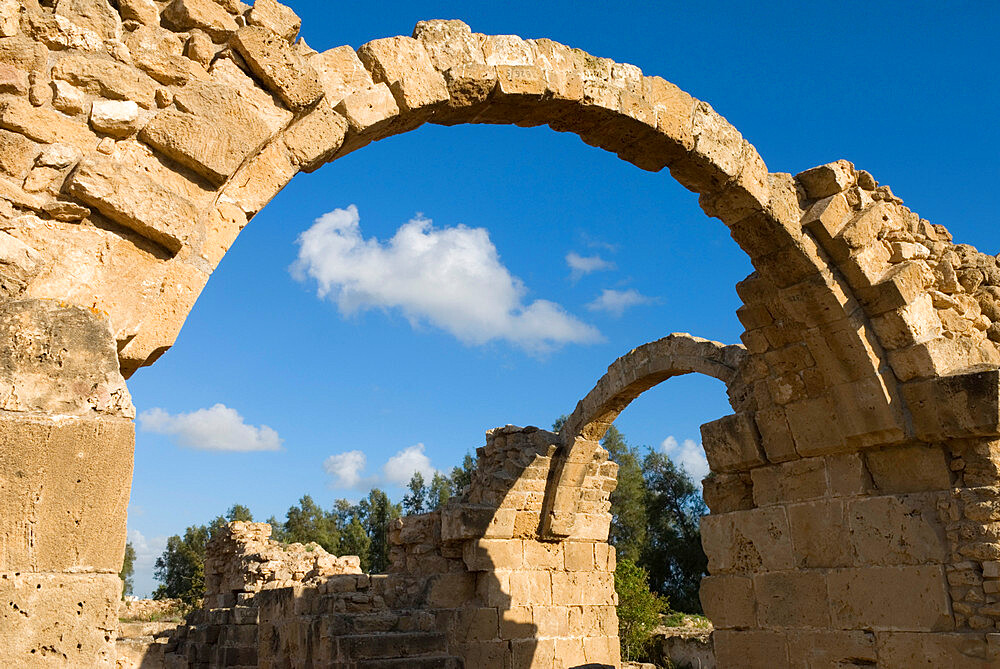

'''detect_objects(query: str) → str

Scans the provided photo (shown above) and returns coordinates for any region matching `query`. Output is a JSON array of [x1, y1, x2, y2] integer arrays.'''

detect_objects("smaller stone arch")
[[544, 333, 747, 536]]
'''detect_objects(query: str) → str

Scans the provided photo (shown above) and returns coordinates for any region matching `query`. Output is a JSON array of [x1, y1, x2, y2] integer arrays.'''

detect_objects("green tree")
[[448, 453, 477, 494], [642, 450, 707, 613], [264, 515, 286, 542], [337, 514, 372, 571], [615, 557, 667, 662], [226, 504, 254, 523], [402, 471, 428, 515], [428, 471, 453, 510], [283, 495, 339, 552], [601, 426, 647, 564], [359, 488, 400, 573], [153, 524, 210, 604], [120, 541, 136, 598]]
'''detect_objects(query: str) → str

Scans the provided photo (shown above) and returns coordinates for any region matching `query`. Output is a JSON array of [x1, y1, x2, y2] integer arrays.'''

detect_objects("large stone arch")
[[1, 2, 1000, 667]]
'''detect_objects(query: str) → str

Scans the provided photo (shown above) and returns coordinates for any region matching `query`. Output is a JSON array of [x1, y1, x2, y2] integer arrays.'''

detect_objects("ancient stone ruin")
[[1, 0, 1000, 666]]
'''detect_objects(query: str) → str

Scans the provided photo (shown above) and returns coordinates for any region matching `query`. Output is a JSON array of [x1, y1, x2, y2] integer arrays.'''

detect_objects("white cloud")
[[661, 435, 710, 483], [291, 205, 601, 352], [383, 443, 436, 485], [323, 443, 438, 489], [587, 288, 655, 317], [566, 251, 615, 280], [138, 404, 282, 452], [127, 529, 167, 598], [323, 450, 367, 488]]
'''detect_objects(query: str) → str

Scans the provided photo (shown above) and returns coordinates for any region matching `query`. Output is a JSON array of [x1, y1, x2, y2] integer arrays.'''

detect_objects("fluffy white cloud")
[[323, 450, 367, 488], [324, 443, 438, 489], [292, 205, 601, 352], [587, 288, 655, 317], [138, 404, 282, 452], [565, 251, 615, 280], [383, 443, 436, 485], [661, 435, 710, 483], [127, 529, 167, 598]]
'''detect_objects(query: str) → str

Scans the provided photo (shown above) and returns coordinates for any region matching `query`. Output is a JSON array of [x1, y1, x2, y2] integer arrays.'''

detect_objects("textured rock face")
[[0, 2, 998, 668]]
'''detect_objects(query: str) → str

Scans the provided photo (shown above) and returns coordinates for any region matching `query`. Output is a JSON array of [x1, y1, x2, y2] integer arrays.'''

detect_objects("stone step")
[[355, 657, 463, 668], [337, 632, 449, 660]]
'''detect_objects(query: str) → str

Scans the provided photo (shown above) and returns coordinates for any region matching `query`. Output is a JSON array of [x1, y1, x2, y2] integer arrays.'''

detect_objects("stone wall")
[[0, 0, 999, 666]]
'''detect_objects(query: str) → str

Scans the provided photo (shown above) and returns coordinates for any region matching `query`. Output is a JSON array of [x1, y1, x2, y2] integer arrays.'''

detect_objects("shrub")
[[615, 557, 667, 662]]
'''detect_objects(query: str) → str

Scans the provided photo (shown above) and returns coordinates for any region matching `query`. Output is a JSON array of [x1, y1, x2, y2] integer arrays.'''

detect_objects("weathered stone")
[[51, 53, 159, 108], [89, 99, 140, 137], [357, 36, 449, 113], [0, 97, 99, 151], [827, 565, 952, 630], [232, 25, 324, 111], [118, 0, 160, 26], [140, 109, 252, 185], [162, 0, 238, 41], [797, 159, 856, 199], [65, 155, 197, 252], [54, 0, 121, 41], [247, 0, 301, 43]]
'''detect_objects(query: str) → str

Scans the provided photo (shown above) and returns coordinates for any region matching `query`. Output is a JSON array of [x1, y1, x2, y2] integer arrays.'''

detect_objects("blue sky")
[[124, 2, 1000, 596]]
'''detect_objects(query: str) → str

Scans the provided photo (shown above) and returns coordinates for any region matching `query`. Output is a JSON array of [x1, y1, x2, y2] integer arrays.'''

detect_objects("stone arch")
[[3, 3, 1000, 667], [544, 333, 746, 536]]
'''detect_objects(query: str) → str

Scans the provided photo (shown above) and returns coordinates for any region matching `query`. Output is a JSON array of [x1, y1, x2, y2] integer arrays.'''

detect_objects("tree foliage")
[[402, 472, 428, 515], [601, 426, 647, 564], [281, 495, 339, 552], [120, 541, 136, 598], [153, 525, 210, 604]]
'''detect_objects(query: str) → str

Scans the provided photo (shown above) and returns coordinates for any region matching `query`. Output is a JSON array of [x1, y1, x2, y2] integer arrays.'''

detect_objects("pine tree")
[[402, 472, 428, 515], [120, 541, 136, 598], [601, 426, 648, 564], [428, 471, 453, 510]]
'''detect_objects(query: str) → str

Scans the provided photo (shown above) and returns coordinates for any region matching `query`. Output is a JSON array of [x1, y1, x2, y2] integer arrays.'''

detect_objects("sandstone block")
[[902, 369, 1000, 441], [52, 79, 89, 115], [139, 109, 252, 185], [66, 155, 196, 252], [563, 541, 595, 571], [876, 632, 998, 668], [699, 574, 755, 628], [796, 159, 855, 199], [0, 61, 27, 95], [463, 538, 523, 571], [714, 630, 790, 669], [89, 99, 140, 137], [784, 396, 847, 456], [827, 565, 952, 630], [754, 570, 830, 628], [282, 102, 348, 172], [0, 231, 40, 298], [802, 192, 851, 240], [413, 19, 484, 72], [864, 443, 952, 493], [0, 98, 99, 151], [786, 630, 876, 668], [308, 45, 376, 106], [0, 412, 133, 571], [508, 569, 551, 607], [125, 24, 204, 86], [357, 36, 449, 112], [702, 471, 754, 513], [0, 0, 17, 38], [701, 412, 765, 472], [787, 499, 854, 568], [247, 0, 301, 43], [51, 53, 159, 108], [701, 507, 795, 574], [848, 493, 948, 565], [118, 0, 160, 26], [55, 0, 122, 41], [232, 25, 324, 111], [750, 457, 827, 506], [219, 138, 297, 217], [0, 572, 122, 667], [162, 0, 238, 41], [0, 128, 38, 179]]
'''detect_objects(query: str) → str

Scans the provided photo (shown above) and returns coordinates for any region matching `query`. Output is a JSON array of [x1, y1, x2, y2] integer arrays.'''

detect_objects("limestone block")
[[0, 61, 27, 95], [754, 570, 830, 628], [827, 565, 952, 630], [0, 128, 38, 179], [437, 62, 497, 115], [162, 0, 238, 41], [864, 443, 952, 493], [89, 99, 140, 137], [848, 493, 948, 565], [875, 632, 998, 669], [0, 98, 99, 152], [0, 0, 18, 38], [425, 572, 476, 608], [52, 79, 89, 115], [827, 453, 871, 497], [701, 507, 795, 574], [139, 109, 254, 185], [754, 405, 799, 463], [0, 299, 131, 416], [0, 413, 133, 572], [0, 572, 121, 667], [796, 159, 856, 199], [750, 457, 827, 506], [802, 192, 851, 240], [787, 499, 854, 568], [118, 0, 160, 26], [699, 574, 755, 628], [65, 155, 196, 252], [413, 19, 484, 72], [219, 138, 297, 217], [333, 82, 400, 139], [247, 0, 301, 43], [232, 25, 324, 111], [784, 396, 847, 456], [902, 369, 1000, 441], [495, 63, 547, 99], [701, 412, 765, 472], [702, 471, 754, 513], [714, 630, 790, 669], [828, 377, 906, 448], [282, 101, 348, 172], [787, 631, 876, 668], [508, 570, 552, 607], [55, 0, 121, 41], [463, 539, 523, 571], [124, 24, 206, 86], [308, 45, 376, 106], [51, 53, 159, 108], [357, 36, 449, 113], [0, 230, 40, 298]]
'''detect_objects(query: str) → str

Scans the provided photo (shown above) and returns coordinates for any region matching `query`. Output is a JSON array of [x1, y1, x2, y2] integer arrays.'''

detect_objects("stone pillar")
[[0, 299, 135, 667]]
